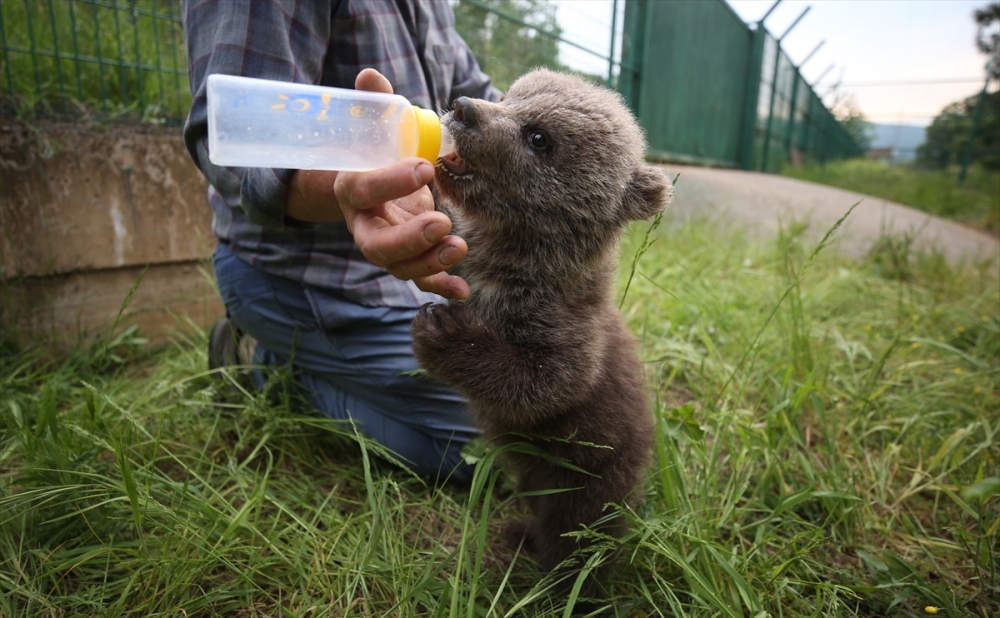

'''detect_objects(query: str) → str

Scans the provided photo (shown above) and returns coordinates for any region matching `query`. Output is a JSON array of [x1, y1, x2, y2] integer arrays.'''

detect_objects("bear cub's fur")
[[412, 69, 672, 573]]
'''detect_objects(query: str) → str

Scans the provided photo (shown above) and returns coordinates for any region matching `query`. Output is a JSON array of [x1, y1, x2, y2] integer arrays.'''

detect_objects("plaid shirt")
[[183, 0, 500, 307]]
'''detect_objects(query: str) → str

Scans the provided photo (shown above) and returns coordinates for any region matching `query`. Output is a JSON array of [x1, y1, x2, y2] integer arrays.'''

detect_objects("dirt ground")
[[658, 164, 1000, 265]]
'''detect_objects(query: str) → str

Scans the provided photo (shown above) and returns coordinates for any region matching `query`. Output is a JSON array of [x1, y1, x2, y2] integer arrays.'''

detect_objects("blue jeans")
[[213, 242, 477, 483]]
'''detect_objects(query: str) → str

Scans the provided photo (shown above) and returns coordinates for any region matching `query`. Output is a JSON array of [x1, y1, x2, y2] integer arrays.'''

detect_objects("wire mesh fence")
[[0, 0, 188, 123], [453, 0, 623, 93], [754, 31, 864, 172]]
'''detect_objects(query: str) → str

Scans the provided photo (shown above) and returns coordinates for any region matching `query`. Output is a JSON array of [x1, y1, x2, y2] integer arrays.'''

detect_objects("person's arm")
[[182, 1, 468, 298], [283, 70, 469, 299], [183, 0, 332, 229], [284, 165, 468, 299], [284, 170, 343, 223]]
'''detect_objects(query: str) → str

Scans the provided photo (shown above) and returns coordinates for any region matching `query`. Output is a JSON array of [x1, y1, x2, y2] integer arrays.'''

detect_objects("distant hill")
[[867, 123, 927, 163]]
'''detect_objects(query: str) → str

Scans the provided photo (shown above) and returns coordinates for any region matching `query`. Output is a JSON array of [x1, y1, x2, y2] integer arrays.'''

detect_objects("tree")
[[916, 3, 1000, 170], [975, 2, 1000, 79], [832, 95, 873, 151], [916, 91, 1000, 170], [452, 0, 564, 92]]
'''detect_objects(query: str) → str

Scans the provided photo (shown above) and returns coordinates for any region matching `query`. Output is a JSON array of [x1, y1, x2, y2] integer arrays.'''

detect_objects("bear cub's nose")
[[452, 97, 478, 127]]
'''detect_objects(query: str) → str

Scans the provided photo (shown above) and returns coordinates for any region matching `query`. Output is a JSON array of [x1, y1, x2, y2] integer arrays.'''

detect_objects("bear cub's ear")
[[622, 164, 672, 222]]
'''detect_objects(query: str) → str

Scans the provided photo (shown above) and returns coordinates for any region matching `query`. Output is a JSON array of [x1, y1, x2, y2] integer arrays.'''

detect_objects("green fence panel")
[[627, 0, 751, 168], [761, 38, 798, 172], [619, 0, 647, 113], [621, 0, 863, 171]]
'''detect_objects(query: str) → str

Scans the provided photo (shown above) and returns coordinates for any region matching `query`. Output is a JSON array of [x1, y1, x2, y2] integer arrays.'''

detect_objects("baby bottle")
[[206, 74, 454, 171]]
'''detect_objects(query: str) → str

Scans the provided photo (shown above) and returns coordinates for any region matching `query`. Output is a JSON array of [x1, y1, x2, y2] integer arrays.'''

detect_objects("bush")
[[917, 90, 999, 171]]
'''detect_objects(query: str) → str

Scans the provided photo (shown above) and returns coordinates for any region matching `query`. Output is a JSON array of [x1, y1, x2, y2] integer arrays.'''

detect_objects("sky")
[[552, 0, 995, 127]]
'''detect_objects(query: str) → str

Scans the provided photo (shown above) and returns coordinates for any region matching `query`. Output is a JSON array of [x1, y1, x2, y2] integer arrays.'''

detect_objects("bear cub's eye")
[[527, 130, 550, 152]]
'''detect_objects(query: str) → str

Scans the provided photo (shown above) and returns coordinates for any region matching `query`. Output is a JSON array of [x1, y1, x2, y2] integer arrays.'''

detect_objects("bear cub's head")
[[435, 69, 671, 238]]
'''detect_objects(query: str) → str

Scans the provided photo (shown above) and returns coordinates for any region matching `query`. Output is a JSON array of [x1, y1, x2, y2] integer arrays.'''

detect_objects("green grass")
[[781, 159, 1000, 233], [1, 215, 998, 617]]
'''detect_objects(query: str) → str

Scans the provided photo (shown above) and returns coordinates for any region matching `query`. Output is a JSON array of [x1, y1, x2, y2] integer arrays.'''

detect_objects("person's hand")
[[334, 69, 469, 300]]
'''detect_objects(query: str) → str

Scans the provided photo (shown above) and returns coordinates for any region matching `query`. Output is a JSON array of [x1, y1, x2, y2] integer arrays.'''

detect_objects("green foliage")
[[975, 2, 1000, 80], [918, 90, 1000, 171], [832, 95, 873, 151], [782, 158, 1000, 232], [2, 215, 998, 616], [912, 1, 1000, 172], [0, 0, 189, 122], [453, 0, 565, 93]]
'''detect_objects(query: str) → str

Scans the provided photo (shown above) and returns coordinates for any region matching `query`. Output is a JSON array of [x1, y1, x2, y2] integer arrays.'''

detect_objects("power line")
[[864, 106, 996, 120], [865, 112, 939, 118], [815, 77, 985, 88]]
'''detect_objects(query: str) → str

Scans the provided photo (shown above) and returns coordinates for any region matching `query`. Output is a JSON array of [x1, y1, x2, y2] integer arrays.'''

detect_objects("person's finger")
[[377, 232, 468, 280], [354, 186, 433, 229], [391, 185, 436, 218], [355, 68, 393, 94], [354, 210, 464, 267], [414, 272, 471, 301], [335, 158, 435, 213]]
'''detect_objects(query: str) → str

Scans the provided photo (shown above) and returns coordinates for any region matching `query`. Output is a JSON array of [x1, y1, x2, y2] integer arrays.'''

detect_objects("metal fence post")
[[739, 0, 782, 171], [784, 72, 800, 161], [783, 41, 821, 163], [23, 0, 43, 100], [739, 24, 766, 170], [90, 1, 109, 112], [620, 0, 647, 115], [760, 41, 780, 171], [801, 95, 813, 161], [760, 6, 810, 172], [45, 0, 67, 111], [68, 1, 85, 102], [0, 6, 11, 100], [607, 0, 618, 88]]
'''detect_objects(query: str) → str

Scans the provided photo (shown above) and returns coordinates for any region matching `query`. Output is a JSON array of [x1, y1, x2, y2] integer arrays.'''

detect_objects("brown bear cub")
[[412, 69, 672, 576]]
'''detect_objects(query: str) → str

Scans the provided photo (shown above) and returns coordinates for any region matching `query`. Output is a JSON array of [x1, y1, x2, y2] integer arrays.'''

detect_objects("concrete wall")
[[1, 121, 223, 347]]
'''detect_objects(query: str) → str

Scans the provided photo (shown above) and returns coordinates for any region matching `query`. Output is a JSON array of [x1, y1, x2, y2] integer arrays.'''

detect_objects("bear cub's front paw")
[[412, 302, 477, 375]]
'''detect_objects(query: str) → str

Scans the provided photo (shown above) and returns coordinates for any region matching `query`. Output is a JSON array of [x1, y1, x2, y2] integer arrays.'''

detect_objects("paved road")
[[658, 164, 999, 265]]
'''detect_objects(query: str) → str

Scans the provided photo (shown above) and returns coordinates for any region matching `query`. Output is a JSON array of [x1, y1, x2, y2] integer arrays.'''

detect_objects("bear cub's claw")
[[412, 302, 484, 376]]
